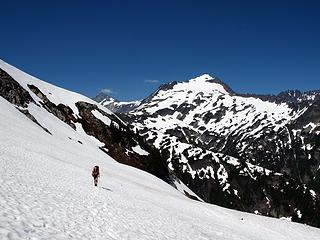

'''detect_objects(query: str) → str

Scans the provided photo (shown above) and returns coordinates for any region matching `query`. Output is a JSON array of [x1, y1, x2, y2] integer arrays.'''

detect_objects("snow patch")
[[91, 109, 112, 126], [132, 145, 149, 156]]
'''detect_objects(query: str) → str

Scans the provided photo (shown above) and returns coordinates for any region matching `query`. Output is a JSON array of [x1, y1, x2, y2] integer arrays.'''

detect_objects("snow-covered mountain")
[[2, 59, 320, 238], [94, 92, 141, 113], [1, 60, 320, 239], [3, 90, 320, 240], [124, 74, 320, 227]]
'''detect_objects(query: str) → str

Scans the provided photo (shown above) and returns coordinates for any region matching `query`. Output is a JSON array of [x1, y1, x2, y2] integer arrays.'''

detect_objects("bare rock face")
[[75, 101, 169, 181], [0, 68, 53, 133], [0, 68, 34, 107]]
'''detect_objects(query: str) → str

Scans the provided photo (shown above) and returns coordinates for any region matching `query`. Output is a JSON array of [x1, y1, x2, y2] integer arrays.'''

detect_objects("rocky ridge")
[[0, 60, 171, 184]]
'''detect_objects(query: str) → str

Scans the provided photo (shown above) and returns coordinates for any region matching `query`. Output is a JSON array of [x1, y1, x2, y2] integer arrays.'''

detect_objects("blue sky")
[[0, 0, 319, 101]]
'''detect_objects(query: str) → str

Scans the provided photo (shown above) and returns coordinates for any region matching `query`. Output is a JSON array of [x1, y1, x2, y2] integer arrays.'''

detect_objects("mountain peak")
[[94, 91, 117, 103], [186, 74, 235, 95], [192, 73, 215, 81]]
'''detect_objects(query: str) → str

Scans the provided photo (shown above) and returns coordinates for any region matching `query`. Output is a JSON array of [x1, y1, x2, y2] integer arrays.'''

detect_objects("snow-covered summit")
[[188, 73, 214, 82], [178, 73, 232, 95]]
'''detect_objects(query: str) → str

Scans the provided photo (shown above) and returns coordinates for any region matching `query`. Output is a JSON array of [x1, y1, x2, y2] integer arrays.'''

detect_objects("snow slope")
[[1, 81, 320, 239], [0, 60, 121, 119]]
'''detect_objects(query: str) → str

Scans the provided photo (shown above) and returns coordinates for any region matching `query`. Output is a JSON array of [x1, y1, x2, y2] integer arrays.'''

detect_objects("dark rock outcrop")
[[76, 101, 170, 181], [0, 68, 34, 107]]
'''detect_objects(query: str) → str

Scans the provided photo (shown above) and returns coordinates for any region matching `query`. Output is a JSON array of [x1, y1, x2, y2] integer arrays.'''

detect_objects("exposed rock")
[[0, 68, 34, 107]]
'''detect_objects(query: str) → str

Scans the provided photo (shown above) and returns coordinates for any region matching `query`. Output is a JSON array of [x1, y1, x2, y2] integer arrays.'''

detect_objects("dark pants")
[[93, 177, 98, 186]]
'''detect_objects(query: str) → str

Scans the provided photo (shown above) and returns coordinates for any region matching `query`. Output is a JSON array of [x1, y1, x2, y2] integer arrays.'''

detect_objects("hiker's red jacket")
[[92, 169, 100, 178]]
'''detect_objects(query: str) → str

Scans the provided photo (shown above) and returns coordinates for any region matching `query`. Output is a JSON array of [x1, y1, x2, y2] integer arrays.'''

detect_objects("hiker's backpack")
[[92, 166, 99, 177]]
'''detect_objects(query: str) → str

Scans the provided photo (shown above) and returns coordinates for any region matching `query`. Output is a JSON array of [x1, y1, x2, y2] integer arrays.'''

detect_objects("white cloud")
[[144, 79, 159, 84], [101, 88, 116, 95]]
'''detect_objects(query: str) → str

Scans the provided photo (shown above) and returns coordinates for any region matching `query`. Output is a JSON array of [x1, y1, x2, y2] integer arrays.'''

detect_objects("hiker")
[[92, 166, 100, 186]]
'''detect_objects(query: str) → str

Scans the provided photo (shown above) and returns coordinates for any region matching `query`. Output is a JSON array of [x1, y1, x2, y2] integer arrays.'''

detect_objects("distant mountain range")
[[96, 74, 320, 227]]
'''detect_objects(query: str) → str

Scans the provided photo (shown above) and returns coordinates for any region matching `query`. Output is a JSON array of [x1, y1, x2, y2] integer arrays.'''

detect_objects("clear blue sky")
[[0, 0, 319, 101]]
